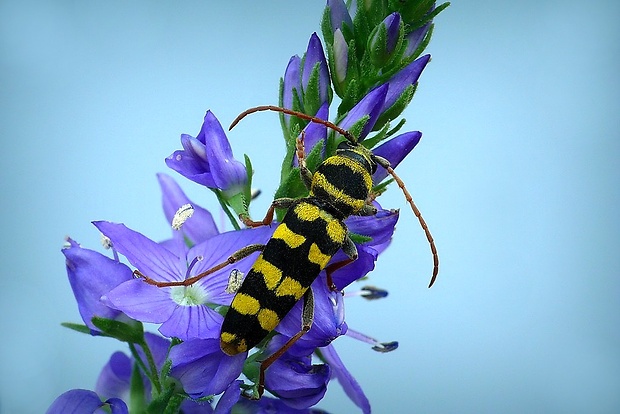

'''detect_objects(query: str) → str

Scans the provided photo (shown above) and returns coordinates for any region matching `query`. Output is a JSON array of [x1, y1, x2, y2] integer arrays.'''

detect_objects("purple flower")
[[321, 344, 370, 414], [332, 28, 349, 88], [158, 173, 219, 245], [46, 389, 128, 414], [379, 54, 430, 115], [368, 12, 403, 66], [301, 33, 331, 114], [334, 206, 400, 288], [325, 0, 352, 34], [235, 397, 331, 413], [94, 332, 217, 413], [95, 351, 132, 403], [276, 276, 347, 356], [213, 380, 243, 414], [93, 220, 273, 340], [292, 102, 329, 167], [63, 238, 133, 333], [95, 332, 170, 399], [263, 335, 330, 410], [371, 130, 422, 183], [281, 55, 302, 129], [339, 84, 388, 141], [169, 338, 246, 399], [165, 111, 247, 195], [405, 22, 431, 58]]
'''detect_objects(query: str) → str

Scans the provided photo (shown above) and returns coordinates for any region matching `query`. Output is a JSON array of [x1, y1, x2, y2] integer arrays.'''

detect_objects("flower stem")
[[214, 189, 241, 231]]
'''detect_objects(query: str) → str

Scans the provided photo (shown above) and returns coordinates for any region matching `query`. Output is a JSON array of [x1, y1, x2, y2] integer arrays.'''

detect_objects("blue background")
[[1, 1, 618, 413]]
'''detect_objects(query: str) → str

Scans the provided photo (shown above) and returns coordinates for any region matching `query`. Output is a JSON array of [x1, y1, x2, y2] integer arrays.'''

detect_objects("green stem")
[[129, 341, 162, 395], [214, 189, 241, 231]]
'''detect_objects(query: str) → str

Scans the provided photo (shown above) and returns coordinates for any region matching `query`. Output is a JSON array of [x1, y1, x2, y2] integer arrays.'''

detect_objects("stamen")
[[250, 188, 262, 200], [100, 234, 119, 262], [172, 204, 194, 230], [185, 255, 203, 280], [346, 328, 399, 353], [100, 234, 113, 249], [225, 269, 245, 294], [62, 236, 74, 249], [361, 285, 389, 300]]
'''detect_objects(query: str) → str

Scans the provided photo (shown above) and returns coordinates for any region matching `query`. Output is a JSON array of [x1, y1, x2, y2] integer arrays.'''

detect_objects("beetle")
[[137, 106, 438, 397]]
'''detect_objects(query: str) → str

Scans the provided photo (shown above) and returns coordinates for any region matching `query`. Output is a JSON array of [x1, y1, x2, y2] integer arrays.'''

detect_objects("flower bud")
[[368, 12, 403, 68]]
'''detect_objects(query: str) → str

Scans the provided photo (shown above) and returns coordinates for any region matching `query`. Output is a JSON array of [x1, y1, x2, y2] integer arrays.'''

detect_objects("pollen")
[[231, 293, 261, 315], [100, 234, 113, 249], [171, 203, 194, 230], [225, 269, 244, 294]]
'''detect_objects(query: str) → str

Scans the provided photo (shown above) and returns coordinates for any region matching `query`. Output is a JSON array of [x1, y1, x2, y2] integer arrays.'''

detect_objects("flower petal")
[[94, 351, 131, 402], [326, 0, 352, 33], [293, 102, 329, 167], [46, 389, 129, 414], [166, 111, 247, 192], [106, 279, 174, 324], [188, 226, 275, 304], [339, 84, 388, 140], [302, 32, 330, 106], [63, 238, 133, 332], [264, 336, 330, 410], [213, 380, 242, 414], [371, 131, 421, 183], [157, 173, 218, 243], [381, 54, 430, 112], [159, 304, 222, 340], [321, 344, 370, 414], [170, 338, 246, 398], [93, 221, 183, 283], [282, 55, 302, 129]]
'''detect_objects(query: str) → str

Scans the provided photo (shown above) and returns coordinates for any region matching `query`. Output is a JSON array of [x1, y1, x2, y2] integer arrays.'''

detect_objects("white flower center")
[[170, 285, 209, 306]]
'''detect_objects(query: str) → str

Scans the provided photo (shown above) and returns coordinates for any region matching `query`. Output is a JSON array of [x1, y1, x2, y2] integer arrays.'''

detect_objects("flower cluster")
[[49, 1, 447, 413]]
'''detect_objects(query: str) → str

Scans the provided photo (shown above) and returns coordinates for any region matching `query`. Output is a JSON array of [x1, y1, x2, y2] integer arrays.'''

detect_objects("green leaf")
[[362, 120, 394, 150], [373, 83, 415, 131], [373, 177, 395, 196], [146, 384, 177, 414], [129, 362, 147, 413], [337, 77, 361, 118], [227, 189, 248, 220], [348, 115, 370, 143], [349, 232, 373, 244], [303, 62, 323, 118], [320, 3, 335, 45], [244, 154, 253, 207], [305, 138, 326, 173], [162, 394, 187, 414], [91, 316, 144, 344], [61, 322, 92, 335]]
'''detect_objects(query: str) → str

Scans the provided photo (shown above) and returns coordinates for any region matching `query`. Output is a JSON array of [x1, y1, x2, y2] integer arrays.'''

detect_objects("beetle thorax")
[[309, 150, 374, 218]]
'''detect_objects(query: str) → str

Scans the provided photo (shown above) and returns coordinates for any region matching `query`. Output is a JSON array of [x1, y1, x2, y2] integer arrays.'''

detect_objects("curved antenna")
[[229, 105, 358, 144], [374, 156, 439, 288]]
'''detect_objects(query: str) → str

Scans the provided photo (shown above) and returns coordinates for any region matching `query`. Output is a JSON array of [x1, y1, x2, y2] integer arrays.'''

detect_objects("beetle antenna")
[[375, 155, 439, 287], [229, 105, 357, 144]]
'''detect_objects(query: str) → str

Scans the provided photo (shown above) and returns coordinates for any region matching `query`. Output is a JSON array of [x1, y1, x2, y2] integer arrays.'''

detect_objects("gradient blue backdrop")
[[1, 1, 618, 413]]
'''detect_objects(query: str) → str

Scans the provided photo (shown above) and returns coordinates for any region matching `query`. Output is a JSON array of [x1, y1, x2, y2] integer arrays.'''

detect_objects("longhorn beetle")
[[136, 106, 438, 398]]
